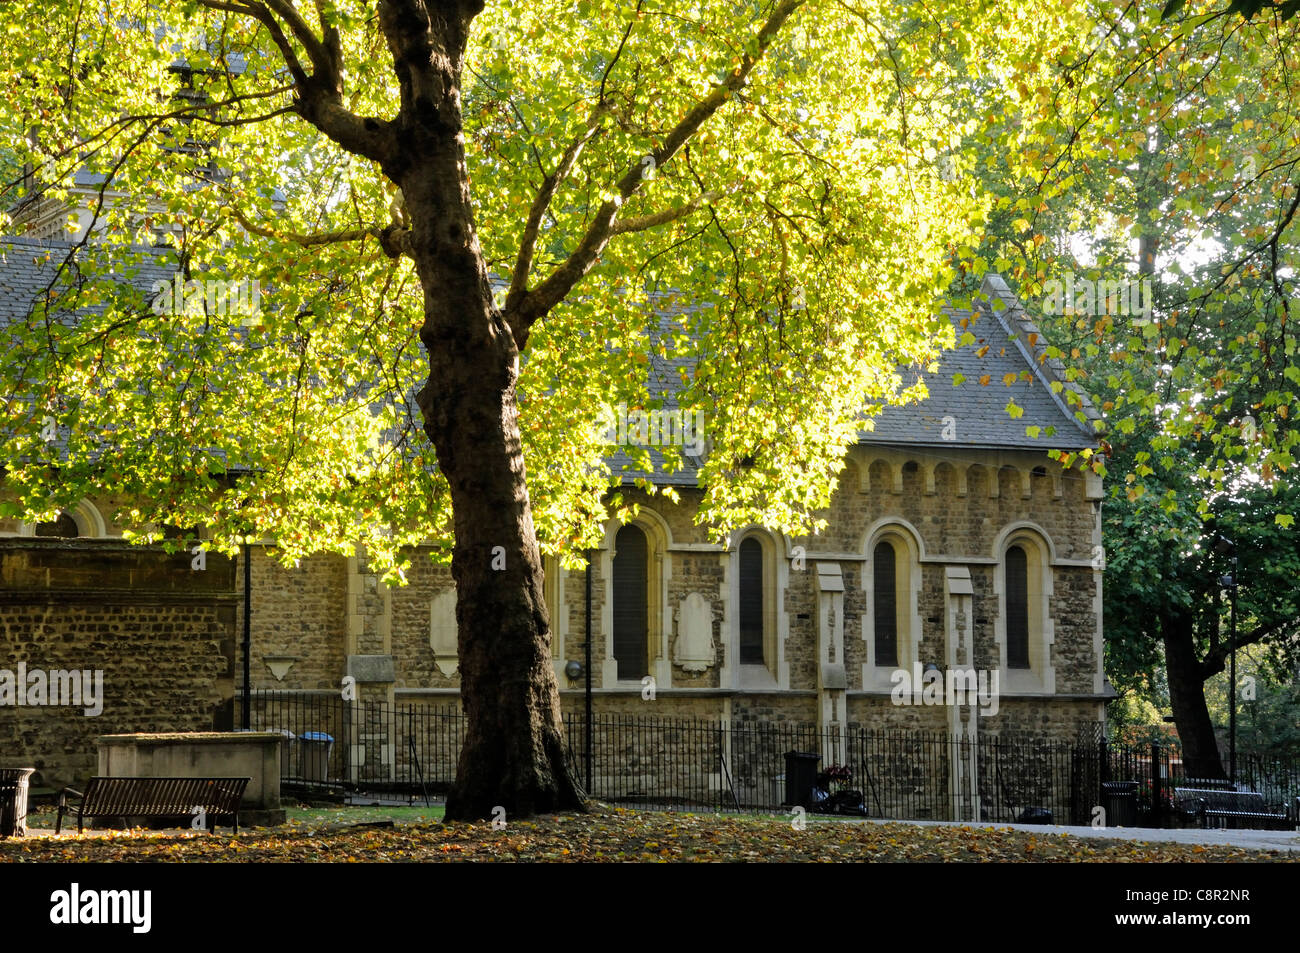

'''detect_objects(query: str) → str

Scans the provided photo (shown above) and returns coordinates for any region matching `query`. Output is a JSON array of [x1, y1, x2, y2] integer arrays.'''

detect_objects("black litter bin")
[[0, 768, 35, 838], [783, 751, 820, 808], [299, 732, 335, 783], [1101, 780, 1139, 827]]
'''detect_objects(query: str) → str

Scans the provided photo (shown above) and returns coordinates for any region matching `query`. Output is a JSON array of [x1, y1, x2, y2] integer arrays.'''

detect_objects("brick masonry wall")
[[241, 548, 347, 692], [0, 442, 1104, 790], [360, 446, 1102, 726], [0, 540, 236, 787], [391, 552, 458, 690], [666, 550, 724, 688]]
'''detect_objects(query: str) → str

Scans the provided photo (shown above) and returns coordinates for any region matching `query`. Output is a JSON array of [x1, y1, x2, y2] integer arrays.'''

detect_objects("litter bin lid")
[[300, 731, 334, 742]]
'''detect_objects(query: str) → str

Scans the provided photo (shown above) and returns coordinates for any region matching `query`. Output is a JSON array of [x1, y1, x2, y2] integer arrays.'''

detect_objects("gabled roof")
[[861, 274, 1102, 451]]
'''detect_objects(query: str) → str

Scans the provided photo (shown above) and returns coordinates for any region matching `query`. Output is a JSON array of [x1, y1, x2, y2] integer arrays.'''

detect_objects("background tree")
[[943, 0, 1300, 767]]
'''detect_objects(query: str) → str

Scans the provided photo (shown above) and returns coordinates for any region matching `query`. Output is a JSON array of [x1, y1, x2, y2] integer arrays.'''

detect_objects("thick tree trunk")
[[410, 226, 584, 820], [385, 1, 584, 820], [1162, 608, 1226, 779], [422, 326, 584, 821]]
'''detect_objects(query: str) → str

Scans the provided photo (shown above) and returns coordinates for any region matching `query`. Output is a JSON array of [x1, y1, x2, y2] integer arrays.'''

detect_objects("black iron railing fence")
[[236, 691, 1300, 827]]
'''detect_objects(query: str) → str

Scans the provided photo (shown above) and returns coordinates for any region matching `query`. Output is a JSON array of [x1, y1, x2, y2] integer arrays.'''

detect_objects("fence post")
[[1150, 742, 1163, 828]]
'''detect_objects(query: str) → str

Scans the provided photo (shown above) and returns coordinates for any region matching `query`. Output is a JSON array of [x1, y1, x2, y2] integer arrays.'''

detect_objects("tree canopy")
[[0, 0, 996, 573]]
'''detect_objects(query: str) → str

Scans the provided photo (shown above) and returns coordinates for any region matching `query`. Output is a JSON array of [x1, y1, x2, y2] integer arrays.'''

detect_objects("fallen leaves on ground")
[[2, 806, 1294, 863]]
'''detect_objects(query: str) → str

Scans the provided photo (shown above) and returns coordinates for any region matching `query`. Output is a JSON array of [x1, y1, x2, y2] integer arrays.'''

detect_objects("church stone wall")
[[0, 540, 236, 787]]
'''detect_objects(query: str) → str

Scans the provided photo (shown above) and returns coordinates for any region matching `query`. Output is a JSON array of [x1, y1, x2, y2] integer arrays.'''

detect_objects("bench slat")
[[1172, 786, 1288, 830], [69, 777, 250, 834]]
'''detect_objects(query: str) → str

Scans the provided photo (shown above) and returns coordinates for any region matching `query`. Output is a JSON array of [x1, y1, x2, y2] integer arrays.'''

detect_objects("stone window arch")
[[994, 526, 1056, 693], [729, 529, 784, 685], [14, 500, 109, 538], [861, 521, 923, 691], [738, 535, 767, 666], [612, 524, 651, 680], [600, 511, 670, 688]]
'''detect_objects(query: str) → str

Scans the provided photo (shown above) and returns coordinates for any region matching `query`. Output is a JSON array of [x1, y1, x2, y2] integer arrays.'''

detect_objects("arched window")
[[862, 524, 921, 690], [872, 540, 899, 667], [35, 512, 80, 538], [1005, 544, 1030, 669], [612, 524, 649, 680], [996, 528, 1056, 693], [738, 537, 765, 665], [21, 500, 109, 539]]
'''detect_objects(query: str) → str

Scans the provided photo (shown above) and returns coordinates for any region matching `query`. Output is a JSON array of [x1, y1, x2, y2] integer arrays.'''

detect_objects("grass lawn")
[[284, 804, 446, 827], [2, 804, 1296, 862]]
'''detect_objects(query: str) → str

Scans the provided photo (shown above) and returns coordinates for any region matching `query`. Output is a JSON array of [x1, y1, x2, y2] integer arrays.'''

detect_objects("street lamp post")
[[585, 549, 593, 794], [242, 540, 252, 731]]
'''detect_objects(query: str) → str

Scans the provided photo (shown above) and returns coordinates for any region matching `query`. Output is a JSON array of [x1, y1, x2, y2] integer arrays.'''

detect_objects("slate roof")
[[862, 274, 1102, 452], [0, 236, 176, 304], [601, 294, 710, 487], [0, 238, 1101, 488]]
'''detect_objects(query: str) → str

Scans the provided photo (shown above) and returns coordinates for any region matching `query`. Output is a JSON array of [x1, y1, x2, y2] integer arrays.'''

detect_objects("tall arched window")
[[738, 537, 765, 665], [612, 524, 649, 680], [1005, 544, 1030, 669], [862, 525, 921, 690], [35, 512, 80, 538], [872, 540, 899, 667]]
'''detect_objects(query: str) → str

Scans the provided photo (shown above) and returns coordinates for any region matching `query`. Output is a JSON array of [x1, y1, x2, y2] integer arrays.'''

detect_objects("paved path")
[[815, 815, 1300, 852]]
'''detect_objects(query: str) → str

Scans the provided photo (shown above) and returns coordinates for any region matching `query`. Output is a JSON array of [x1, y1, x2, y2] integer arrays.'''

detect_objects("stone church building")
[[0, 221, 1111, 788]]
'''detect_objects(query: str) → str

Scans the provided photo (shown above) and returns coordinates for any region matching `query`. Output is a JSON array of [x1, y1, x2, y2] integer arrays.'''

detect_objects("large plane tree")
[[0, 0, 998, 818]]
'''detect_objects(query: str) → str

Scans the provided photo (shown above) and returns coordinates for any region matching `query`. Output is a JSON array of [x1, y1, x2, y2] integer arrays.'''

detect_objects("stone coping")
[[97, 732, 285, 746]]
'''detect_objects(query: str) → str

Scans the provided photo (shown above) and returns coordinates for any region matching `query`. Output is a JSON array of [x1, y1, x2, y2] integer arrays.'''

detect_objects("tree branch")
[[196, 0, 397, 165], [229, 204, 412, 258], [263, 0, 340, 84], [197, 0, 310, 87], [504, 108, 608, 313], [609, 188, 733, 235], [1199, 615, 1300, 679], [508, 0, 807, 344]]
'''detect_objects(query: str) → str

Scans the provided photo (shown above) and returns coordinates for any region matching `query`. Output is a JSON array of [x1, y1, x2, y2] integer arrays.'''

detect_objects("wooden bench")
[[56, 777, 250, 835], [1173, 787, 1289, 830]]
